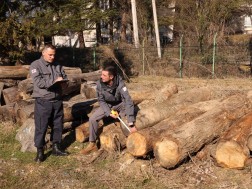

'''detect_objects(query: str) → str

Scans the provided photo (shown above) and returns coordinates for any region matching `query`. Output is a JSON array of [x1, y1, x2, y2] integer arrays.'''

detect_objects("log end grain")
[[154, 139, 179, 168], [126, 132, 149, 157], [215, 140, 248, 169], [247, 135, 252, 151]]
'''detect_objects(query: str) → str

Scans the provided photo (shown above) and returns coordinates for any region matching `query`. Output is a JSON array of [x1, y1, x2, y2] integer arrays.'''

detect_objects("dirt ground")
[[1, 76, 252, 189]]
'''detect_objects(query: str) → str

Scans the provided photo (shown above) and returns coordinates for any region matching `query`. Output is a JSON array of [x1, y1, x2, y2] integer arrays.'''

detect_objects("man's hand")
[[110, 110, 119, 119], [54, 77, 63, 83]]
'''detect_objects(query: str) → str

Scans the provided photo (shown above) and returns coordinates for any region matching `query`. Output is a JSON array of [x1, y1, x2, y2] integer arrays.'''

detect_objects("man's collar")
[[40, 56, 51, 66]]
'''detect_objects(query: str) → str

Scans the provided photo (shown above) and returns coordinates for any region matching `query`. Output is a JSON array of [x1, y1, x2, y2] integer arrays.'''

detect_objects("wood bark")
[[129, 83, 178, 105], [100, 121, 127, 152], [212, 111, 252, 169], [127, 99, 221, 157], [75, 120, 103, 143], [0, 65, 30, 79], [153, 94, 252, 169], [69, 70, 101, 82], [15, 100, 35, 125], [2, 86, 21, 104], [134, 87, 213, 130]]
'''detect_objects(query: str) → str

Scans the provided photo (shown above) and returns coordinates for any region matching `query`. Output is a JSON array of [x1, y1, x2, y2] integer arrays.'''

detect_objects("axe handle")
[[117, 117, 131, 132]]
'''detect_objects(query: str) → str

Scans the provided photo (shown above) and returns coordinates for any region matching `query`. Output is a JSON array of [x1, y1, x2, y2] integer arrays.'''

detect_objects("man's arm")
[[96, 83, 111, 117]]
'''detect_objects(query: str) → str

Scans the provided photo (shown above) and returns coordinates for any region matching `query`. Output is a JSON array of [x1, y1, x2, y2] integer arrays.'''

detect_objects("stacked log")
[[134, 87, 213, 130], [126, 99, 221, 157], [212, 111, 252, 169], [152, 94, 251, 169]]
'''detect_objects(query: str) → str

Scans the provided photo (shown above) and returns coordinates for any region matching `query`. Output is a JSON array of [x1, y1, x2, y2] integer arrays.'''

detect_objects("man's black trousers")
[[34, 98, 63, 148]]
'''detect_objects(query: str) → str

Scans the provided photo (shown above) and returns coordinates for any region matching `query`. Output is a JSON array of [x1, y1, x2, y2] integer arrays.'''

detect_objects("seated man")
[[80, 62, 136, 155]]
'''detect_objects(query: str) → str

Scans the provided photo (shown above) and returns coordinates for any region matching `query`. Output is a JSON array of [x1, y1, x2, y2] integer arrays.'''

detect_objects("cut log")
[[127, 99, 221, 157], [80, 82, 97, 99], [128, 83, 178, 105], [15, 100, 35, 125], [100, 121, 127, 152], [68, 70, 101, 82], [17, 78, 33, 100], [134, 87, 213, 130], [75, 112, 102, 143], [0, 82, 4, 105], [153, 94, 252, 169], [2, 86, 21, 104], [212, 111, 252, 169], [0, 65, 30, 79], [63, 121, 81, 130]]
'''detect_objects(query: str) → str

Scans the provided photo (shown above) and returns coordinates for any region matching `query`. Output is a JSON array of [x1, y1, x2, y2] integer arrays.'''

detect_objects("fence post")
[[212, 33, 217, 78], [179, 35, 183, 78]]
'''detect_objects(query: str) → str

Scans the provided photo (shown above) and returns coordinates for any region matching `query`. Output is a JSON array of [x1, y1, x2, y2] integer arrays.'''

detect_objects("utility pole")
[[131, 0, 139, 48], [152, 0, 161, 58]]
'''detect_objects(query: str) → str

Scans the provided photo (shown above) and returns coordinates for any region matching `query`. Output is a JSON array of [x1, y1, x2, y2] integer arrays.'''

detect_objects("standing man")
[[80, 62, 137, 155], [30, 44, 69, 162]]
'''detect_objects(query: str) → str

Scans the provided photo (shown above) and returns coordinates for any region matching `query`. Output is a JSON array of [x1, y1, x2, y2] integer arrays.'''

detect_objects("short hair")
[[102, 60, 117, 76], [42, 44, 56, 52]]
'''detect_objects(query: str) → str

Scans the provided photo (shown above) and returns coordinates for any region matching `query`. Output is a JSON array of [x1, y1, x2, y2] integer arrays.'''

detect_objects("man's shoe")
[[34, 148, 45, 162], [52, 143, 69, 156], [80, 142, 98, 155]]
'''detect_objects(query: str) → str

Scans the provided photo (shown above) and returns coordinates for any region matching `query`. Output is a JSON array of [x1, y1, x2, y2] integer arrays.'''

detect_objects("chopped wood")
[[134, 87, 213, 130], [127, 99, 221, 157], [153, 94, 252, 169], [212, 111, 252, 169]]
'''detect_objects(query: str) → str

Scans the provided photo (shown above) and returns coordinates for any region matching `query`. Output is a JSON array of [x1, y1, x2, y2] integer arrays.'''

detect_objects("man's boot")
[[52, 143, 69, 156], [34, 148, 45, 162], [80, 142, 98, 155]]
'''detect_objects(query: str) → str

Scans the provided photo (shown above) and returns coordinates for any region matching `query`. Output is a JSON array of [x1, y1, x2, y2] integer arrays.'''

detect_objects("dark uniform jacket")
[[30, 57, 67, 100], [96, 75, 135, 123]]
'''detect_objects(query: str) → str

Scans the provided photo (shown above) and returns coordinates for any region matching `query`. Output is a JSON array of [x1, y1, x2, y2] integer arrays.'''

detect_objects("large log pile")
[[2, 65, 252, 171]]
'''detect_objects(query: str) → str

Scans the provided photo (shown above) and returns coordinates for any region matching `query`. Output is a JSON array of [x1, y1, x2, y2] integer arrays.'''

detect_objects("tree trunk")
[[127, 99, 221, 157], [69, 70, 101, 82], [0, 66, 29, 79], [153, 94, 252, 169], [78, 30, 85, 48], [129, 83, 178, 105], [135, 87, 213, 130], [213, 111, 252, 169]]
